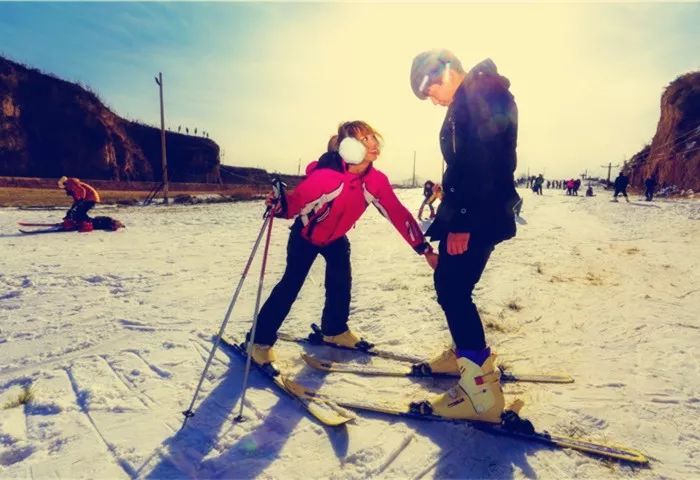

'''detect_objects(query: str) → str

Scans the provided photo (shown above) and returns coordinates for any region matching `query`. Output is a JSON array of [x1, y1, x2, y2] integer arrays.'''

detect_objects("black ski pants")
[[613, 188, 628, 199], [251, 222, 351, 345], [66, 200, 95, 222], [645, 188, 654, 201], [419, 196, 436, 219], [434, 237, 495, 351]]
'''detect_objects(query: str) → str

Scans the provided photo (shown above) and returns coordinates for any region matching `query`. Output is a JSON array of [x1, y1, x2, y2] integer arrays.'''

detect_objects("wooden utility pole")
[[600, 162, 619, 186], [298, 158, 301, 176], [155, 72, 169, 204], [412, 151, 416, 187]]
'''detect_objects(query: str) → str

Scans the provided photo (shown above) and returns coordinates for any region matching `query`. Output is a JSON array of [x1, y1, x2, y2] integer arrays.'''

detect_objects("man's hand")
[[446, 232, 470, 255], [424, 251, 439, 270]]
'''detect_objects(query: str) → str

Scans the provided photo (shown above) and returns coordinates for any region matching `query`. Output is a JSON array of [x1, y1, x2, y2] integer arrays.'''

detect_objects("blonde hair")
[[327, 121, 383, 153], [327, 135, 340, 152]]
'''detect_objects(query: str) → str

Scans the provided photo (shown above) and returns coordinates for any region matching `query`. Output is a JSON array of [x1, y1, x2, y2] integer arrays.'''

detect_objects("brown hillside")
[[0, 55, 221, 183], [627, 71, 700, 191]]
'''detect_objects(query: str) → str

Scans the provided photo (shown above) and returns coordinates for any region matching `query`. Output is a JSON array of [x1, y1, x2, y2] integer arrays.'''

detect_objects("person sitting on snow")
[[57, 176, 101, 232]]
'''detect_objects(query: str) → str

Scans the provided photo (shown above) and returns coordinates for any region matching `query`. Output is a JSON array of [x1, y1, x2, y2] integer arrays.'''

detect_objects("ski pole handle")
[[264, 176, 287, 218]]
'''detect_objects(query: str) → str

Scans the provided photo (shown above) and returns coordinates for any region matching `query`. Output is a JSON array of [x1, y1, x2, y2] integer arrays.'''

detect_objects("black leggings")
[[251, 222, 352, 345], [419, 197, 435, 218], [66, 200, 95, 222], [434, 238, 494, 351]]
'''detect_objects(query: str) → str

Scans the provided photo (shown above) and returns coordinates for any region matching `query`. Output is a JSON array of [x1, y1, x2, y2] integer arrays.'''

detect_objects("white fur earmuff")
[[338, 137, 366, 165]]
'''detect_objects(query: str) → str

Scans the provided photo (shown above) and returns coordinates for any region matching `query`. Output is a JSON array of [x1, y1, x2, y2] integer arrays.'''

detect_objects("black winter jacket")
[[426, 59, 520, 245], [614, 175, 629, 190]]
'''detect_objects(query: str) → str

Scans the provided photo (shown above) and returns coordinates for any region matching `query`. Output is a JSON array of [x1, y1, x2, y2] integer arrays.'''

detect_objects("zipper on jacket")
[[451, 118, 456, 154]]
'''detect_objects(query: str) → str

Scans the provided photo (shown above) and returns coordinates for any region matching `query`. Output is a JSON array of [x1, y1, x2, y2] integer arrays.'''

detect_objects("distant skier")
[[418, 180, 435, 219], [573, 178, 581, 196], [533, 174, 544, 195], [613, 171, 630, 202], [585, 185, 595, 197], [57, 176, 101, 232], [409, 49, 519, 423], [644, 176, 657, 201], [565, 178, 575, 195], [418, 180, 443, 220], [245, 121, 437, 369]]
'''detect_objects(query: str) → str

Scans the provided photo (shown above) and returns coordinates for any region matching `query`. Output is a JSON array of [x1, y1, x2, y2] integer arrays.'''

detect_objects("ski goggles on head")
[[418, 62, 451, 97]]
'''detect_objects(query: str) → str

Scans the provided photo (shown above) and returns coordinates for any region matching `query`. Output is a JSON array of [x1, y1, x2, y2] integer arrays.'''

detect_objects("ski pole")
[[235, 177, 286, 422], [180, 213, 270, 428], [235, 209, 274, 421], [180, 185, 281, 428]]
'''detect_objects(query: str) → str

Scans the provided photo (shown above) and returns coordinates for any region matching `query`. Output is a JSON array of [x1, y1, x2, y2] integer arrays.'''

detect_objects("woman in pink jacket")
[[247, 121, 438, 369]]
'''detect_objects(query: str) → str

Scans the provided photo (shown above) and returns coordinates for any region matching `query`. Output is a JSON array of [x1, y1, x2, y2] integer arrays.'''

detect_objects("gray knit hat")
[[410, 49, 463, 99]]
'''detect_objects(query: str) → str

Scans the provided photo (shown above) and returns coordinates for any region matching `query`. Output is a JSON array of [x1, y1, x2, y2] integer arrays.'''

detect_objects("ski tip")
[[280, 376, 309, 396], [280, 376, 356, 426], [300, 353, 331, 370], [506, 399, 525, 414]]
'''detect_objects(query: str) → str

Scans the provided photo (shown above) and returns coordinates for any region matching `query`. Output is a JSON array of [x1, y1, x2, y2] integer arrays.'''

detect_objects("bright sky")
[[0, 2, 698, 182]]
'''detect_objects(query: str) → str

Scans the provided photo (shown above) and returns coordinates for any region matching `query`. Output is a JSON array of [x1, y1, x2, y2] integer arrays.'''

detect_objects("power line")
[[646, 123, 700, 155], [630, 123, 700, 165]]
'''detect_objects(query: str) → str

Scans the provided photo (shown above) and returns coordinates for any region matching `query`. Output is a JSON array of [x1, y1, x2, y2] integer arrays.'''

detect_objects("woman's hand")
[[264, 190, 277, 206], [424, 251, 439, 270], [264, 191, 282, 214]]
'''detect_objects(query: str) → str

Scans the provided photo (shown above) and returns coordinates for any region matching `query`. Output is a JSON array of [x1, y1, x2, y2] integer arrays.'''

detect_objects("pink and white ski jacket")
[[281, 161, 431, 254]]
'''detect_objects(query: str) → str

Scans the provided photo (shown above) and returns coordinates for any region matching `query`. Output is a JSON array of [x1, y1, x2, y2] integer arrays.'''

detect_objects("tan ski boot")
[[323, 329, 373, 351], [414, 353, 505, 423]]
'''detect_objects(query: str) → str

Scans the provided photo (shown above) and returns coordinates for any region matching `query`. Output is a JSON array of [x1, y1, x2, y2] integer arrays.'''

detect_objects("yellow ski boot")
[[412, 353, 505, 423], [247, 343, 280, 375], [413, 347, 499, 377], [412, 347, 458, 376], [250, 343, 276, 365], [323, 329, 373, 351]]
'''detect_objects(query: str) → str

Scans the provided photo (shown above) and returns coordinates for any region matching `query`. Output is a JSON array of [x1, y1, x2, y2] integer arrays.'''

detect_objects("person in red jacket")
[[247, 121, 438, 369], [57, 176, 101, 232]]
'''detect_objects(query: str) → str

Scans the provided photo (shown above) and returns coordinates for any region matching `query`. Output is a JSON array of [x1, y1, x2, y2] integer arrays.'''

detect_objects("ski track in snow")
[[0, 191, 698, 478]]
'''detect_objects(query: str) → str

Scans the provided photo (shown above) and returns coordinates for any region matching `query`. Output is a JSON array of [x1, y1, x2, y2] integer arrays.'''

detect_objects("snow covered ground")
[[0, 187, 698, 479]]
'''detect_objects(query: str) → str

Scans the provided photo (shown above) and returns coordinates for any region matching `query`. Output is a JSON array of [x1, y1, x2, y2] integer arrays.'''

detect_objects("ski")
[[218, 335, 355, 427], [279, 324, 573, 384], [279, 382, 649, 465], [18, 221, 62, 227], [300, 353, 574, 384], [19, 227, 69, 235], [277, 323, 424, 363]]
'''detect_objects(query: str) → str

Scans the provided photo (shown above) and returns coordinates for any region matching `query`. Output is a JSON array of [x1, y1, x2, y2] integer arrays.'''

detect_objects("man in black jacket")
[[613, 171, 630, 202], [408, 49, 520, 422]]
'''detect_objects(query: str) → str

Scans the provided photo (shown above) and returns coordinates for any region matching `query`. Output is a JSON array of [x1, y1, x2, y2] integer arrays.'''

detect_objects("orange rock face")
[[627, 72, 700, 191]]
